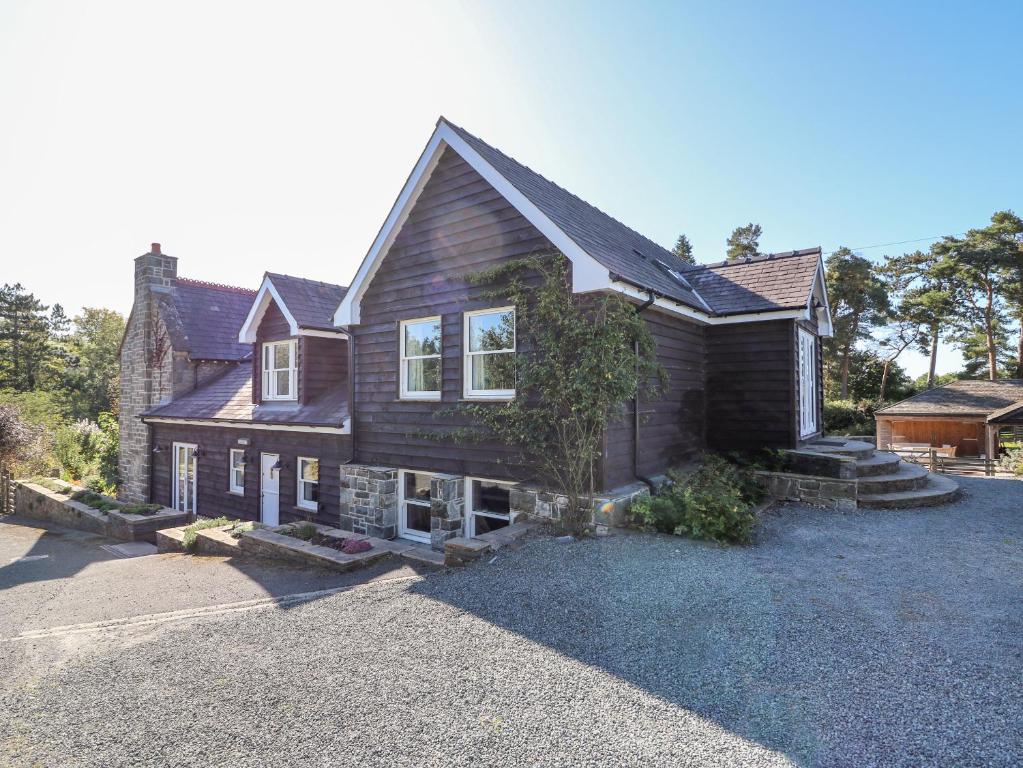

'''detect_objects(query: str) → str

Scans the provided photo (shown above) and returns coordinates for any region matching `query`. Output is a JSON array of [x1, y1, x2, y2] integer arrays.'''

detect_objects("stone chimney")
[[119, 243, 179, 503]]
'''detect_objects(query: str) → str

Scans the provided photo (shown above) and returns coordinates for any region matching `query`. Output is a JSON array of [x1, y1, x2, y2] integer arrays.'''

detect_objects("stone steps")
[[858, 474, 960, 509], [856, 463, 930, 495], [806, 439, 876, 460], [854, 451, 902, 477]]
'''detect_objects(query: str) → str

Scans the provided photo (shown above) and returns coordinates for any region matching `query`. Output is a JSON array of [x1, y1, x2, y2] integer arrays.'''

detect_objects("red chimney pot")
[[151, 242, 161, 255]]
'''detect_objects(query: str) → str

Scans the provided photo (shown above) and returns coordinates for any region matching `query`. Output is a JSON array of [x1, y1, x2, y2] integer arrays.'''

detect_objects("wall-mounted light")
[[192, 446, 204, 458], [271, 458, 284, 477], [152, 444, 163, 454], [237, 453, 250, 467]]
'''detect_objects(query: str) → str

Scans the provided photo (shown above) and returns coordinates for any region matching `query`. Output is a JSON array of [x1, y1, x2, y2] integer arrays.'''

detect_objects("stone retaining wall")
[[756, 471, 857, 511]]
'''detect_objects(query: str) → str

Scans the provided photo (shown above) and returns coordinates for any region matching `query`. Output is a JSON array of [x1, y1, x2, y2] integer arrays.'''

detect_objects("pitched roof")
[[445, 121, 711, 312], [153, 278, 256, 361], [877, 379, 1023, 417], [684, 249, 822, 316], [265, 273, 347, 332], [143, 364, 348, 427]]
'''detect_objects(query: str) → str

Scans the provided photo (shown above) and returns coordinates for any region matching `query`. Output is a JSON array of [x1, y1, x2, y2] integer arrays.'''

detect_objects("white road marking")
[[2, 573, 421, 642]]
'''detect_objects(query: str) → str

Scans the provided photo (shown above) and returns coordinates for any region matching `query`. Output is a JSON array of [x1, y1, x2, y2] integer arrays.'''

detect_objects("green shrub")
[[631, 454, 760, 544], [283, 522, 318, 541], [228, 521, 264, 539], [998, 448, 1023, 477], [70, 489, 121, 513], [119, 503, 162, 516], [28, 476, 72, 495], [181, 516, 236, 551], [823, 400, 877, 436]]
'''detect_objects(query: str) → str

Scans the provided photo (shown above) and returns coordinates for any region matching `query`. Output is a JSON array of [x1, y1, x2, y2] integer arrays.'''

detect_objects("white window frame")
[[228, 449, 245, 495], [397, 469, 434, 544], [399, 316, 442, 400], [463, 306, 516, 399], [465, 476, 515, 538], [296, 456, 319, 511], [262, 339, 297, 401], [798, 327, 818, 437]]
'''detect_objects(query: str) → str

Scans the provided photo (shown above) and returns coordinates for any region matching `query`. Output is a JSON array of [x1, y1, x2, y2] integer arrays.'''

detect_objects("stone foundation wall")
[[757, 471, 857, 511], [338, 465, 398, 539]]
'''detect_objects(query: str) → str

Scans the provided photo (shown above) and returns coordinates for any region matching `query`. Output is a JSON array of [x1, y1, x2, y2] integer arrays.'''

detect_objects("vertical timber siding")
[[353, 147, 551, 481]]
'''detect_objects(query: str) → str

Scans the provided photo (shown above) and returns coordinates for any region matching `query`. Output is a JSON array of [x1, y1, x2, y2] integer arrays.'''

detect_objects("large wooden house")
[[119, 118, 832, 549]]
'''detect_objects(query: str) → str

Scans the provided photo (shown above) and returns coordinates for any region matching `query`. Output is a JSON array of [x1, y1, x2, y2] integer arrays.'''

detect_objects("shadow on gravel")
[[406, 477, 1023, 766]]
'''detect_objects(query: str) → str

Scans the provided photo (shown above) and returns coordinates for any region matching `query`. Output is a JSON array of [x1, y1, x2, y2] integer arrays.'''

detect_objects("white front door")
[[798, 328, 818, 437], [172, 442, 197, 516], [260, 453, 280, 526]]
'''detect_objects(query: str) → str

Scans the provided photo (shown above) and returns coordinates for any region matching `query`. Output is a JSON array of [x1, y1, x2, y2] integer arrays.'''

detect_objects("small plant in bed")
[[631, 454, 762, 544], [281, 523, 372, 554], [29, 476, 73, 495], [182, 516, 238, 551], [228, 521, 265, 539], [119, 503, 163, 516], [70, 489, 121, 513]]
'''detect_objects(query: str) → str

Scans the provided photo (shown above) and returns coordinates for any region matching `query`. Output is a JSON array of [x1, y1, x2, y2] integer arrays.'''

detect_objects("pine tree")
[[0, 283, 57, 391], [672, 234, 695, 265], [726, 223, 762, 261]]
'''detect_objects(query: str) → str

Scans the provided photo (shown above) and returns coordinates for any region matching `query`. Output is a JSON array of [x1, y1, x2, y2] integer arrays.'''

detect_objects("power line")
[[826, 232, 968, 257]]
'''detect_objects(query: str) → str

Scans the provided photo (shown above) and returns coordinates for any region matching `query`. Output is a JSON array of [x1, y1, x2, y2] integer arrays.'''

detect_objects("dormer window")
[[262, 340, 297, 401]]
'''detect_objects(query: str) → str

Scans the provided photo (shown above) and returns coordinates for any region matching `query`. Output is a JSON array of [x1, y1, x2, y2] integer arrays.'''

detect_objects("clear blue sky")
[[1, 0, 1020, 377]]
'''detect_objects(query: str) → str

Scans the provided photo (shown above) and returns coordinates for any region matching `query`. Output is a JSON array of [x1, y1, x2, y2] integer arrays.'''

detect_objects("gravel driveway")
[[2, 475, 1021, 767]]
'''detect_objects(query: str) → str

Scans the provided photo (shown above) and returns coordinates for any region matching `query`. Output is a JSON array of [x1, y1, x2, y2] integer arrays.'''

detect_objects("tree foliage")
[[672, 234, 695, 265], [62, 308, 126, 420], [448, 252, 665, 534], [725, 222, 762, 261]]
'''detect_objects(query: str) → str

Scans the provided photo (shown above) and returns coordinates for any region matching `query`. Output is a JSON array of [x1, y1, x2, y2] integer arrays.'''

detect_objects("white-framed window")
[[229, 449, 245, 495], [400, 317, 442, 400], [262, 339, 297, 401], [297, 457, 319, 511], [463, 307, 515, 398], [466, 476, 514, 538], [798, 327, 818, 437], [398, 469, 433, 544]]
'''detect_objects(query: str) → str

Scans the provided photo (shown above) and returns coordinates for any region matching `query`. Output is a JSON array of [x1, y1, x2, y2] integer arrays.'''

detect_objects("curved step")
[[855, 451, 902, 477], [808, 439, 876, 460], [858, 474, 960, 509], [856, 463, 930, 494]]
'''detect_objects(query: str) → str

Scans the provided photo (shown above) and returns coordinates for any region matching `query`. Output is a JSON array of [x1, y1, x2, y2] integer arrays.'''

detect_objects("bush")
[[823, 399, 877, 436], [283, 522, 318, 541], [998, 448, 1023, 477], [119, 503, 162, 516], [70, 489, 121, 513], [53, 414, 119, 495], [181, 516, 236, 551], [631, 454, 760, 544]]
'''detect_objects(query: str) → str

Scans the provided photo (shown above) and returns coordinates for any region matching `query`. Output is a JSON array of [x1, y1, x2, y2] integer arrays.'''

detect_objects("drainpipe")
[[343, 331, 357, 464], [634, 291, 656, 489]]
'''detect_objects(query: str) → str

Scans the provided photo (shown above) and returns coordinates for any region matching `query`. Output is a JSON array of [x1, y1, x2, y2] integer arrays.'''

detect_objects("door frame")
[[797, 327, 819, 437], [397, 468, 433, 544], [260, 452, 281, 526], [172, 442, 198, 517]]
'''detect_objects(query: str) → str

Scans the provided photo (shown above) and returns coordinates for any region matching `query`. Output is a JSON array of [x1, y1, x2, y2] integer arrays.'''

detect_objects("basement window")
[[466, 477, 513, 538], [262, 340, 297, 401]]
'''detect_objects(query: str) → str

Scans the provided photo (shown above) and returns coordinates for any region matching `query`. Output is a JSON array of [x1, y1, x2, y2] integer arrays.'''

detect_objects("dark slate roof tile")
[[877, 379, 1023, 417], [266, 273, 347, 331], [143, 363, 347, 427], [154, 278, 257, 361], [685, 249, 821, 315]]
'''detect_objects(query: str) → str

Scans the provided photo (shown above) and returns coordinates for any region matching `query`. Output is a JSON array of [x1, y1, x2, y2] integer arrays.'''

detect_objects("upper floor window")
[[297, 457, 319, 511], [262, 339, 297, 401], [400, 317, 441, 400], [464, 307, 515, 398]]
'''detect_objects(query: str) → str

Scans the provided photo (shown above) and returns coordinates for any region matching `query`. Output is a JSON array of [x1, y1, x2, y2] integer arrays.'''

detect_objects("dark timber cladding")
[[602, 308, 706, 489], [353, 146, 552, 480], [706, 319, 797, 449], [150, 423, 351, 527]]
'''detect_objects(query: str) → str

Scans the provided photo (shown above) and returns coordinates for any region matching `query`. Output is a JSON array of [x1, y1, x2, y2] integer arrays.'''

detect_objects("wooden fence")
[[0, 466, 14, 515]]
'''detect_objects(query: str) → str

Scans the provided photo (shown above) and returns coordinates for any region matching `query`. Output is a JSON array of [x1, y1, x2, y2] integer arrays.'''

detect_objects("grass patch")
[[119, 503, 163, 516], [70, 489, 121, 513], [28, 476, 73, 495], [181, 516, 237, 551]]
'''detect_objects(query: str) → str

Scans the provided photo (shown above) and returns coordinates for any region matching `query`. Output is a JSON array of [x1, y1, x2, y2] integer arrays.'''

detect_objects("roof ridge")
[[685, 248, 821, 272], [266, 272, 347, 290], [175, 276, 256, 295], [443, 119, 688, 270]]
